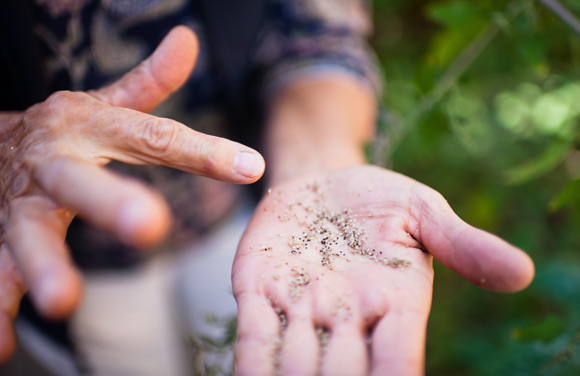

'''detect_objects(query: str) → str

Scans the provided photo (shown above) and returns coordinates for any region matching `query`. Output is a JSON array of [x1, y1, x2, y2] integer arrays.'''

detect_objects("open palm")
[[232, 165, 534, 376]]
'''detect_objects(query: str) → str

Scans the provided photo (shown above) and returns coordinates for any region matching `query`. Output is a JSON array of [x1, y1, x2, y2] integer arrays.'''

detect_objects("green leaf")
[[503, 139, 573, 185], [426, 0, 483, 29], [549, 178, 580, 211], [511, 315, 565, 342], [516, 33, 547, 67], [423, 1, 487, 67]]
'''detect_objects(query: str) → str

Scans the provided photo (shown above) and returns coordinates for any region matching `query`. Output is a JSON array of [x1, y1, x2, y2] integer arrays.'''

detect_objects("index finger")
[[46, 90, 265, 183], [91, 103, 265, 183]]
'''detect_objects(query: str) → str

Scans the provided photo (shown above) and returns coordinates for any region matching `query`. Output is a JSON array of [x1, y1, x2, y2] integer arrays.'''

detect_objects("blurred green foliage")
[[189, 315, 236, 376], [371, 0, 580, 374]]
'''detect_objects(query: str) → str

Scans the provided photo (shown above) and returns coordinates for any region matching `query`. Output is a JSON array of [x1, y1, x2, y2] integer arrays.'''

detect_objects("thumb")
[[91, 25, 198, 113], [414, 189, 535, 292]]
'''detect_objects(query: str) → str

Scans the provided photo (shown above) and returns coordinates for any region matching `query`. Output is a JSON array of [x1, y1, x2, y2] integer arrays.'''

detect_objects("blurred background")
[[370, 0, 580, 374]]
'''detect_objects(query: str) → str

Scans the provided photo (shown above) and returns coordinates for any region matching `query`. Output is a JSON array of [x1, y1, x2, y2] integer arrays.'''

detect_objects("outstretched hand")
[[232, 165, 534, 376], [0, 26, 265, 362]]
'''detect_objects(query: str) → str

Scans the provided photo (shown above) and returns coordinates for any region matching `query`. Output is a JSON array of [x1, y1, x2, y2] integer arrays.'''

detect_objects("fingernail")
[[118, 199, 151, 244], [118, 196, 170, 247], [234, 151, 264, 178], [34, 272, 62, 315]]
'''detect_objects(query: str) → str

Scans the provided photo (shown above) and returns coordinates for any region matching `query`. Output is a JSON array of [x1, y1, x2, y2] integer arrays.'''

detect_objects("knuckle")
[[34, 156, 66, 194], [45, 90, 76, 106], [3, 172, 33, 205], [43, 91, 84, 119], [0, 251, 26, 318], [24, 91, 87, 132], [139, 118, 176, 155], [2, 258, 26, 297], [199, 138, 220, 174], [193, 136, 228, 177]]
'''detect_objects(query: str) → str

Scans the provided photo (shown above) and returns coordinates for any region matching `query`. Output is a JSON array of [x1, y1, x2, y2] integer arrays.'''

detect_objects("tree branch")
[[539, 0, 580, 37]]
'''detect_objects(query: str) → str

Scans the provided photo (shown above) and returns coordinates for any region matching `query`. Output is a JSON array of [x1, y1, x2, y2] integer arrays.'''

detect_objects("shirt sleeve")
[[254, 0, 384, 98]]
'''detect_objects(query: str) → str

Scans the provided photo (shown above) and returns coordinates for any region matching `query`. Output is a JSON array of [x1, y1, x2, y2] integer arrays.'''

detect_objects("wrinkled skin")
[[0, 26, 265, 362], [233, 165, 534, 376]]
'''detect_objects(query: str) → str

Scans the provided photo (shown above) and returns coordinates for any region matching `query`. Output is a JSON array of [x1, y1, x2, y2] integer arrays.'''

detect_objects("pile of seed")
[[279, 182, 412, 269], [289, 267, 311, 300]]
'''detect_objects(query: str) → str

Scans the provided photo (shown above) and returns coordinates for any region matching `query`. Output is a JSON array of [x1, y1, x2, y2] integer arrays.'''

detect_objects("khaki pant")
[[12, 202, 252, 376]]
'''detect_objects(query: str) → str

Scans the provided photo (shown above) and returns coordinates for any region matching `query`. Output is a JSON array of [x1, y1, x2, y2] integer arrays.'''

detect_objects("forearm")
[[264, 74, 378, 187]]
